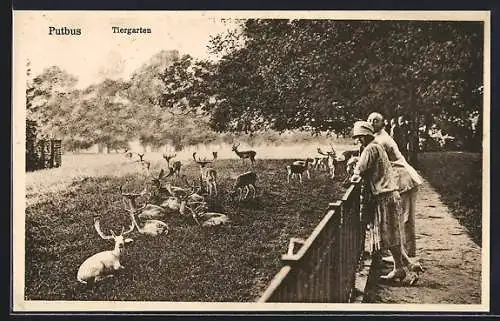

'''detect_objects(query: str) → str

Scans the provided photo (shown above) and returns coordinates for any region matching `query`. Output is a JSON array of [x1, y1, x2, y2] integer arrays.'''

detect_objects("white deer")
[[76, 217, 134, 284]]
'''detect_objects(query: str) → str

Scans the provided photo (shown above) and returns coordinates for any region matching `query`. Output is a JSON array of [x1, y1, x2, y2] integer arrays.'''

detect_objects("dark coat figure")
[[391, 118, 410, 160]]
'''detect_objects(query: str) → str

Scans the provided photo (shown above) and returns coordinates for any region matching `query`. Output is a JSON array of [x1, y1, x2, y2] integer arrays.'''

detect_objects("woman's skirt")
[[368, 190, 402, 253], [391, 160, 423, 193]]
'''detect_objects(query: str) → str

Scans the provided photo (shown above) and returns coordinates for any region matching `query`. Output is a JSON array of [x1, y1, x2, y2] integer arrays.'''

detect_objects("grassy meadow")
[[417, 152, 483, 246], [24, 144, 352, 301]]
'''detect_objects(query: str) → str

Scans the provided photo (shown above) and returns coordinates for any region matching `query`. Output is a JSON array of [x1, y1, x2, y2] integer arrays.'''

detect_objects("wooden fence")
[[27, 139, 62, 171], [257, 177, 365, 303]]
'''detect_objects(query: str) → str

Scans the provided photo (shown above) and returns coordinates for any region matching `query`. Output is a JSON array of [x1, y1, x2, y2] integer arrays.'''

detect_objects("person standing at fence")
[[389, 118, 397, 136], [390, 116, 409, 160], [349, 121, 414, 283], [367, 112, 423, 259], [398, 116, 410, 160]]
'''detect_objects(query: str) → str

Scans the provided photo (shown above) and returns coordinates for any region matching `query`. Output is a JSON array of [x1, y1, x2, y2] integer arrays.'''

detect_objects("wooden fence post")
[[52, 139, 62, 167]]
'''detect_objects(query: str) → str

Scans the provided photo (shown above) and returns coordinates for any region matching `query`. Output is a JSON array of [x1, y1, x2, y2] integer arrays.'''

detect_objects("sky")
[[13, 11, 240, 89], [13, 10, 488, 90]]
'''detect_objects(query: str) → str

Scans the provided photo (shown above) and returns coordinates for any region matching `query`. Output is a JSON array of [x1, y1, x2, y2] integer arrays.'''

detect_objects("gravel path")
[[366, 180, 482, 304]]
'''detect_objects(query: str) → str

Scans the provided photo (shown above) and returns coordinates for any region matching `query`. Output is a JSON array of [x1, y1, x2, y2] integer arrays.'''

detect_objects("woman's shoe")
[[408, 262, 425, 273], [379, 269, 406, 282]]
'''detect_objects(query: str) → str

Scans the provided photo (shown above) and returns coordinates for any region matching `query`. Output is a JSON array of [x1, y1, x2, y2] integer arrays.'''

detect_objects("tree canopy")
[[206, 19, 483, 134], [26, 20, 484, 153]]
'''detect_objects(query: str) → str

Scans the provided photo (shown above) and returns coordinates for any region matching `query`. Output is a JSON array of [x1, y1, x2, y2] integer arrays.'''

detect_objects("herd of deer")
[[77, 143, 360, 285], [77, 144, 259, 285], [286, 144, 360, 184]]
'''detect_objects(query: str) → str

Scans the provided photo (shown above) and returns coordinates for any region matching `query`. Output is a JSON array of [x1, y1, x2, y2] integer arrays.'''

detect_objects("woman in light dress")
[[351, 121, 422, 284]]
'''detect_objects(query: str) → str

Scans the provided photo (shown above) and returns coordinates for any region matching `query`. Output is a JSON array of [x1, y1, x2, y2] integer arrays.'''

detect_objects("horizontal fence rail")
[[258, 177, 365, 303]]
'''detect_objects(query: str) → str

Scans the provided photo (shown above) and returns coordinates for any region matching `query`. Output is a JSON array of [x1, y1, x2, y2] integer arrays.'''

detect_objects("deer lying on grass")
[[286, 159, 312, 183], [120, 186, 169, 236], [179, 175, 206, 203], [232, 143, 256, 166], [76, 217, 134, 284], [149, 168, 204, 204], [118, 186, 166, 220], [160, 183, 202, 208], [193, 152, 217, 196], [229, 171, 257, 201], [149, 181, 205, 221], [149, 168, 173, 195], [163, 153, 182, 177], [181, 201, 230, 227]]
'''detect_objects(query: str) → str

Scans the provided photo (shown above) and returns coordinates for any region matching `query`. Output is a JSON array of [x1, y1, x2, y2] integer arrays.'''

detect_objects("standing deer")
[[230, 171, 258, 201], [193, 152, 218, 196], [162, 153, 182, 178], [76, 217, 134, 284], [317, 146, 338, 179], [132, 153, 151, 171], [342, 149, 359, 161], [123, 148, 134, 160], [286, 159, 312, 183], [231, 143, 256, 165], [312, 157, 328, 171], [120, 186, 169, 236]]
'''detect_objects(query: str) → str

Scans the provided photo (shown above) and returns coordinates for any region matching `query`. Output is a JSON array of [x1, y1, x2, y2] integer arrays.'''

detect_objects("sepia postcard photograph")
[[11, 10, 490, 313]]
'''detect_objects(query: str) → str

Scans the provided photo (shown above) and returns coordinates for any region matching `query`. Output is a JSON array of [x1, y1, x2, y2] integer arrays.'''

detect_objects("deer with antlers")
[[118, 186, 166, 221], [120, 186, 169, 236], [317, 145, 340, 179], [192, 152, 218, 196], [181, 201, 230, 227], [131, 152, 150, 172], [76, 216, 135, 284], [231, 143, 256, 165], [148, 167, 175, 201], [162, 153, 182, 178], [161, 182, 203, 208], [148, 167, 203, 204]]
